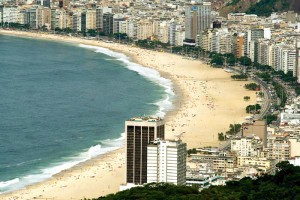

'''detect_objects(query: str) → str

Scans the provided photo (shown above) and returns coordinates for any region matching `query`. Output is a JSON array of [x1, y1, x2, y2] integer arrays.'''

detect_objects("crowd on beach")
[[0, 30, 256, 200]]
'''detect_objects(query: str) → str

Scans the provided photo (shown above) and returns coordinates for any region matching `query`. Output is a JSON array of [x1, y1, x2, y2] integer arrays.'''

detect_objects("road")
[[218, 67, 272, 151]]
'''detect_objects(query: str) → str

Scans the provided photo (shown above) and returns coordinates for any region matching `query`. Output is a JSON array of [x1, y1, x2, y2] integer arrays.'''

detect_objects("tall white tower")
[[147, 139, 186, 185]]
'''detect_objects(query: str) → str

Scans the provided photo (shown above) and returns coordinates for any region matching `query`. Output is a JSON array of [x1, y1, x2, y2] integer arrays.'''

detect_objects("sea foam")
[[78, 43, 175, 118], [0, 43, 174, 194]]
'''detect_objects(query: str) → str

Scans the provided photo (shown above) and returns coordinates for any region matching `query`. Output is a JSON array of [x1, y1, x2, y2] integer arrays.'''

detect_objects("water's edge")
[[0, 33, 176, 194]]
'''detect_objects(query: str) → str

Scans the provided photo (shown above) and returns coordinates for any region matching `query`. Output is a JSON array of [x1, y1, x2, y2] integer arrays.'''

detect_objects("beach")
[[0, 30, 257, 200]]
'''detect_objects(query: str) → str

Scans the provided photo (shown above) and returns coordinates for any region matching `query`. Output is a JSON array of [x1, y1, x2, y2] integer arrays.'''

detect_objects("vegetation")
[[239, 56, 251, 66], [187, 148, 197, 155], [210, 54, 224, 67], [246, 104, 261, 114], [218, 124, 241, 141], [0, 22, 30, 29], [264, 114, 278, 125], [231, 74, 248, 81], [226, 0, 240, 6], [244, 96, 251, 101], [226, 124, 241, 135], [94, 162, 300, 200], [218, 132, 226, 141], [272, 81, 287, 107], [246, 0, 290, 16], [245, 83, 260, 91], [274, 71, 297, 83], [253, 63, 272, 71], [54, 27, 74, 34], [256, 72, 271, 83], [295, 86, 300, 96], [257, 91, 264, 98]]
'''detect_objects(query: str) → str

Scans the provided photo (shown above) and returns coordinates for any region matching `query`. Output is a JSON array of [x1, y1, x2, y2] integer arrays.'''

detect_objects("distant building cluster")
[[186, 115, 300, 188], [197, 11, 300, 82], [2, 1, 300, 80]]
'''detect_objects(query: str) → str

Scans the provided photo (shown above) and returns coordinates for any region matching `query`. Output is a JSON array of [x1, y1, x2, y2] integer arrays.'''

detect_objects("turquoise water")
[[0, 35, 173, 193]]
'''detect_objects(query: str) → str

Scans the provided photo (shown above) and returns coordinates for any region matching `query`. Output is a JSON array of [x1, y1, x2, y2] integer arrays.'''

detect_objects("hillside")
[[218, 0, 300, 17], [91, 162, 300, 200]]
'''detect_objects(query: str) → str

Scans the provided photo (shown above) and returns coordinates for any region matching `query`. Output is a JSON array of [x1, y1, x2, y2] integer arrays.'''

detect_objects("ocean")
[[0, 35, 174, 193]]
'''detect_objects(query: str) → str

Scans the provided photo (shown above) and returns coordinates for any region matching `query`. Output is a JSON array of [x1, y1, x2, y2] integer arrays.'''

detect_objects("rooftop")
[[127, 116, 163, 122]]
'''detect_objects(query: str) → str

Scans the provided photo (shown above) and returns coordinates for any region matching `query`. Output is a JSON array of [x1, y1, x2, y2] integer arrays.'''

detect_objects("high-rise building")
[[81, 12, 86, 33], [244, 29, 264, 57], [296, 41, 300, 83], [96, 7, 103, 32], [169, 21, 176, 46], [185, 0, 211, 40], [137, 20, 152, 40], [113, 14, 125, 34], [147, 139, 186, 185], [96, 6, 112, 32], [86, 9, 96, 30], [103, 13, 114, 35], [125, 117, 165, 185]]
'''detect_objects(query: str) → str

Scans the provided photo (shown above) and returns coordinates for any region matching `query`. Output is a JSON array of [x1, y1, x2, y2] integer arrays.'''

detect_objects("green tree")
[[187, 148, 197, 155], [210, 54, 224, 66], [246, 104, 261, 113], [264, 114, 278, 125], [231, 74, 248, 80], [244, 96, 250, 101], [245, 83, 260, 90], [226, 124, 241, 135], [87, 29, 97, 37], [239, 56, 251, 66], [218, 132, 225, 141]]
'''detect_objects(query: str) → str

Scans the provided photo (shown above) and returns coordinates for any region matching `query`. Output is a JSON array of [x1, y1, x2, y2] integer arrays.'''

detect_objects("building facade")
[[125, 117, 165, 185], [147, 139, 186, 185]]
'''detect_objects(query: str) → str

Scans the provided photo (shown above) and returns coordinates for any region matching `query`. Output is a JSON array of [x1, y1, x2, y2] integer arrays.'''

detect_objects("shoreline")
[[0, 29, 257, 200]]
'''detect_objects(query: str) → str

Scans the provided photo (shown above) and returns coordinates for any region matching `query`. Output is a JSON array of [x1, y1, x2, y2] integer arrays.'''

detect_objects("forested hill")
[[219, 0, 300, 17], [91, 162, 300, 200]]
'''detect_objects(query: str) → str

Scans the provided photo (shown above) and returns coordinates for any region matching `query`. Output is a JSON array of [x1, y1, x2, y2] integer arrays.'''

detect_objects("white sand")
[[0, 30, 257, 200]]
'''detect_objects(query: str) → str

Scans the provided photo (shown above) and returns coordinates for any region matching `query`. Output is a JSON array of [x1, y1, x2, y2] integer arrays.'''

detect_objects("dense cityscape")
[[1, 0, 300, 199]]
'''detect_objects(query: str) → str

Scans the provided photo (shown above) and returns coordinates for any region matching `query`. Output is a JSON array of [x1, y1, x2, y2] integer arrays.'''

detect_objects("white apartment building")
[[169, 21, 176, 46], [137, 20, 152, 40], [175, 29, 185, 46], [237, 157, 275, 172], [266, 137, 290, 161], [3, 6, 18, 23], [51, 8, 67, 30], [282, 47, 296, 75], [210, 30, 220, 53], [197, 29, 212, 51], [147, 139, 186, 185], [86, 9, 96, 30], [272, 44, 296, 75], [159, 21, 169, 44], [72, 12, 81, 32], [257, 39, 273, 66], [112, 14, 125, 34], [127, 19, 137, 39], [152, 20, 160, 38], [289, 138, 300, 158], [231, 137, 262, 157]]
